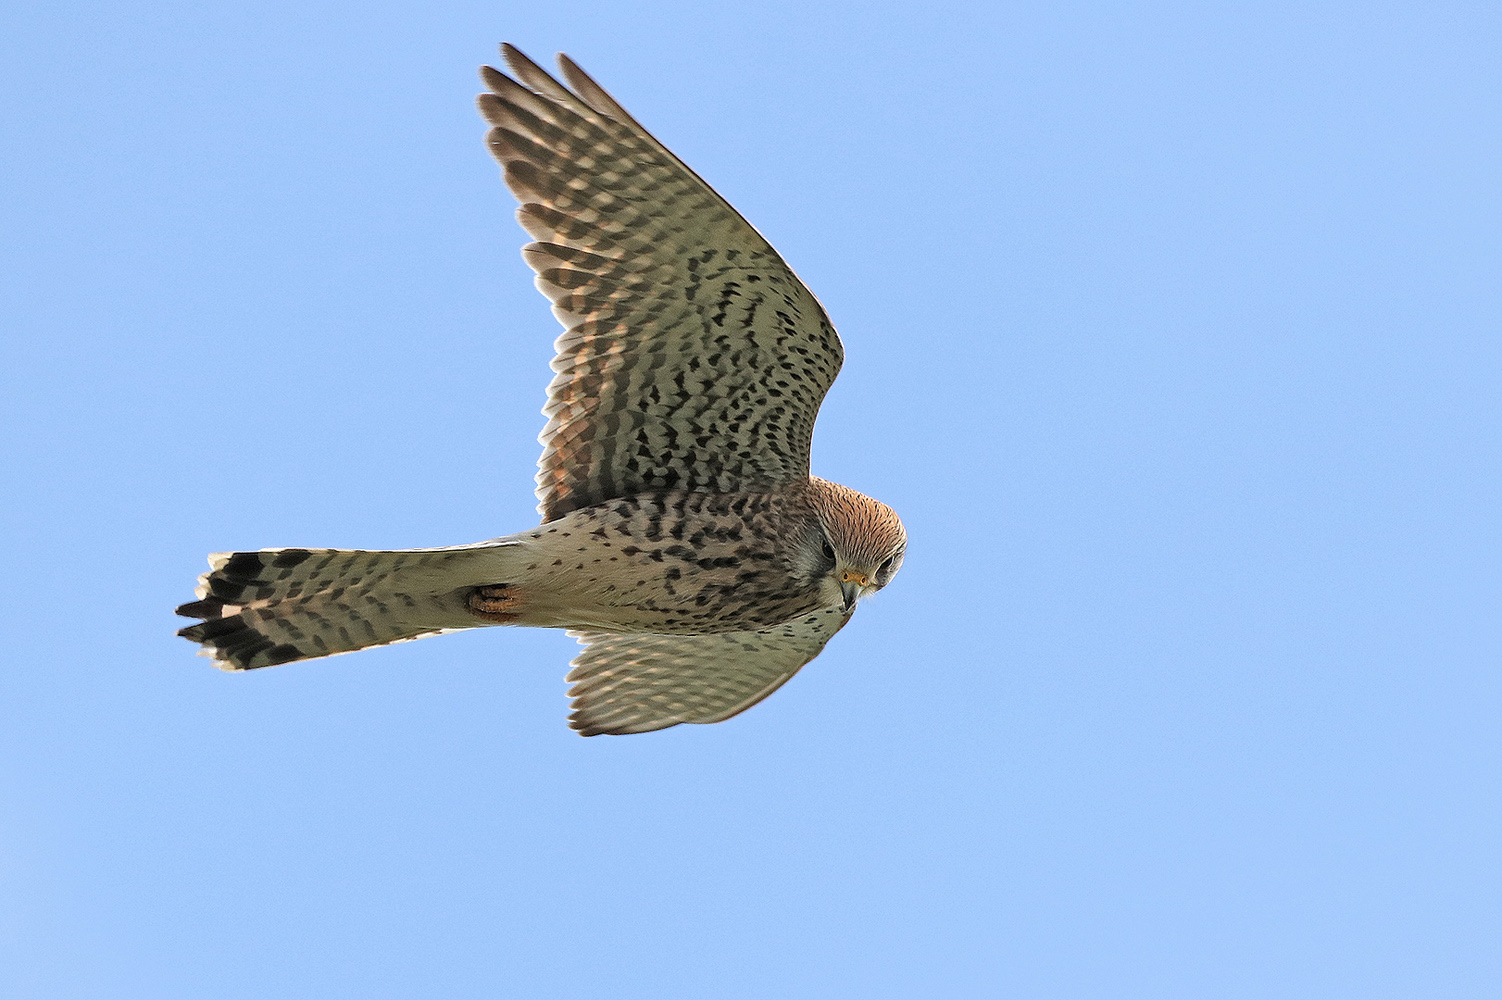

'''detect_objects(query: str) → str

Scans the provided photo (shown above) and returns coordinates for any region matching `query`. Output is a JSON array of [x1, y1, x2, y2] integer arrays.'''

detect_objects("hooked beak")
[[840, 569, 869, 610]]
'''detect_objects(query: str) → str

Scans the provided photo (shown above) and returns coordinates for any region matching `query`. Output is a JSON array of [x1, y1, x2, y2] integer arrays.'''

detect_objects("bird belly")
[[497, 493, 829, 635]]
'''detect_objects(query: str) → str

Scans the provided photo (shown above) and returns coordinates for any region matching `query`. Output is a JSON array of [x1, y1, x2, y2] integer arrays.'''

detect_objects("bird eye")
[[821, 539, 835, 561], [878, 556, 893, 575]]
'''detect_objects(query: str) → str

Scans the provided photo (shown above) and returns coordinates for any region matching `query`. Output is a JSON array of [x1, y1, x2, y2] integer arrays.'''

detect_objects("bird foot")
[[467, 584, 520, 623]]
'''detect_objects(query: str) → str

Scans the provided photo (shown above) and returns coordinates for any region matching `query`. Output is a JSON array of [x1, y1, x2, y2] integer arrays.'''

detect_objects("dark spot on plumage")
[[221, 637, 273, 667], [185, 616, 243, 642], [272, 549, 311, 569], [222, 552, 265, 579], [207, 577, 248, 601], [266, 644, 303, 666], [175, 598, 220, 619]]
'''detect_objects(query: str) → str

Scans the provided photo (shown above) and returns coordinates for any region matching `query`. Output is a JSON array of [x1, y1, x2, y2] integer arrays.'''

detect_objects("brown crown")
[[807, 477, 906, 569]]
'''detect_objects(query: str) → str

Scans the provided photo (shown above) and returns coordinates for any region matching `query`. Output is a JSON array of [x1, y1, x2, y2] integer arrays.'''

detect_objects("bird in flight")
[[176, 44, 906, 735]]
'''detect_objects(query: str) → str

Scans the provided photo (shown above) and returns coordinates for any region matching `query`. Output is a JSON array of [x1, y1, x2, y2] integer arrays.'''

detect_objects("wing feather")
[[565, 607, 852, 736], [479, 46, 844, 522]]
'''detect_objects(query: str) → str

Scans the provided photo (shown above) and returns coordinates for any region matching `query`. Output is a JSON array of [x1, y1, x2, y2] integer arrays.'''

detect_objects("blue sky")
[[3, 1, 1499, 996]]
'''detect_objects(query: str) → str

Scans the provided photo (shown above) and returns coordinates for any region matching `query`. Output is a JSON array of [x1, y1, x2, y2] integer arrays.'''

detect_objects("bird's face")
[[806, 478, 907, 612], [825, 536, 907, 610]]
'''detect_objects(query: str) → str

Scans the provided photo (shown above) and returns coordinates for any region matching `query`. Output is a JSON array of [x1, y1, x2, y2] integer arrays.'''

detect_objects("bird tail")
[[175, 543, 519, 671]]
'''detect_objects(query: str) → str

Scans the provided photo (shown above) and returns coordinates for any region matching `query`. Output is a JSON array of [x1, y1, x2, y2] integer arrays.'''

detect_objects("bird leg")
[[467, 584, 521, 623]]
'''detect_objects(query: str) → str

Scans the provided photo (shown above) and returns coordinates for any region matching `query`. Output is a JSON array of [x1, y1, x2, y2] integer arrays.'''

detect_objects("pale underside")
[[566, 607, 853, 736]]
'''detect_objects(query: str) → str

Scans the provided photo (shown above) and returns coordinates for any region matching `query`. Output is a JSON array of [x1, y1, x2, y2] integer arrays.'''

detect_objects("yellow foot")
[[467, 584, 520, 623]]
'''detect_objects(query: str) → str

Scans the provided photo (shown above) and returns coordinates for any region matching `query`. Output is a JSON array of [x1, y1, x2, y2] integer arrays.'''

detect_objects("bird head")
[[807, 478, 907, 611]]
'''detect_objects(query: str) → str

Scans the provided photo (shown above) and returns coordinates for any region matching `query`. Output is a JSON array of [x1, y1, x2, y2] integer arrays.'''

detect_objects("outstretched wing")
[[478, 45, 844, 523], [565, 607, 853, 736]]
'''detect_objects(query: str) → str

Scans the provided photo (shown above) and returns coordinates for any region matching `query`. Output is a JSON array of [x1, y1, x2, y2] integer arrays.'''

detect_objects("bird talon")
[[468, 584, 520, 622]]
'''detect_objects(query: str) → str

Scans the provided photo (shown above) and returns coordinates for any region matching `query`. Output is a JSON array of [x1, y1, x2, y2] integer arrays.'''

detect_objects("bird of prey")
[[176, 44, 906, 735]]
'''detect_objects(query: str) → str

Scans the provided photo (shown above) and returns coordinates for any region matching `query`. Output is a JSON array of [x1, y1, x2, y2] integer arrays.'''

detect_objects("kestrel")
[[176, 45, 906, 735]]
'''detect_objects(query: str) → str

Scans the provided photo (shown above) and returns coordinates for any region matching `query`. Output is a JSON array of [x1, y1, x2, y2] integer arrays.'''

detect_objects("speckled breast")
[[511, 489, 830, 634]]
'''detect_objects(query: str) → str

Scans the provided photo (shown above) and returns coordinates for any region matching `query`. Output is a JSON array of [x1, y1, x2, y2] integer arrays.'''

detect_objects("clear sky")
[[3, 1, 1499, 996]]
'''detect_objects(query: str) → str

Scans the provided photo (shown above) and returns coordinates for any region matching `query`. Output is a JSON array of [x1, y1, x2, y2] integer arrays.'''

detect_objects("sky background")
[[3, 1, 1500, 997]]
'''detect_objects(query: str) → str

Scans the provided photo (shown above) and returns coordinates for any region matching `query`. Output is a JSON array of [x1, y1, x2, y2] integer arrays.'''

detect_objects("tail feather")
[[176, 544, 513, 670]]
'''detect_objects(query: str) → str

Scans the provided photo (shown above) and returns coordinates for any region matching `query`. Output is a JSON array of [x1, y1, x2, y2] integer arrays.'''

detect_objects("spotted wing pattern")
[[564, 606, 853, 735], [478, 46, 845, 523]]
